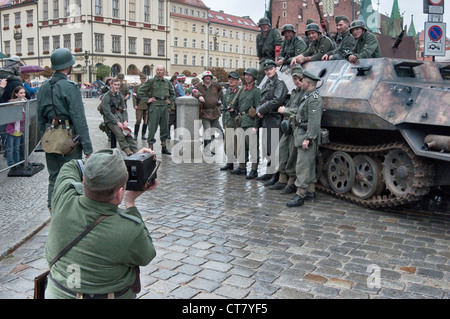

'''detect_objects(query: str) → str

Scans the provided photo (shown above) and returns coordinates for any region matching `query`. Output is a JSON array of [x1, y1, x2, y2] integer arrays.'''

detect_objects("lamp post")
[[84, 50, 92, 83]]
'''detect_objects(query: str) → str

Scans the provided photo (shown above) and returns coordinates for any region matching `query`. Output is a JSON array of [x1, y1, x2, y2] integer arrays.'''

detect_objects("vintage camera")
[[124, 153, 160, 191]]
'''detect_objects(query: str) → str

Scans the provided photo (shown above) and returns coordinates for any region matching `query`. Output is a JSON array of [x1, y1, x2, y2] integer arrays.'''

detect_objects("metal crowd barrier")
[[0, 99, 45, 176]]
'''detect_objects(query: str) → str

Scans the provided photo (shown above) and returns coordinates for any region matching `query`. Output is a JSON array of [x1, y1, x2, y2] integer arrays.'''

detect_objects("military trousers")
[[107, 123, 138, 154], [240, 127, 259, 170], [147, 104, 169, 144], [135, 109, 148, 126], [279, 134, 297, 177], [294, 141, 318, 190], [45, 146, 83, 209]]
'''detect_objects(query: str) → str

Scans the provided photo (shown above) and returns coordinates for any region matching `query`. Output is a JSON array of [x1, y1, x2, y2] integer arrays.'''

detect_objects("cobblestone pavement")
[[0, 98, 449, 299]]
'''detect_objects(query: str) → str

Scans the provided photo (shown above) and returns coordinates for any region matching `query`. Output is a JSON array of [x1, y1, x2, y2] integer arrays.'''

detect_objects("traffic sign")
[[424, 22, 447, 56], [424, 0, 445, 14]]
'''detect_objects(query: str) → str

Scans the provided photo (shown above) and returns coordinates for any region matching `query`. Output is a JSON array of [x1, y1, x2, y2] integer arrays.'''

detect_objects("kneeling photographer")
[[44, 148, 157, 299]]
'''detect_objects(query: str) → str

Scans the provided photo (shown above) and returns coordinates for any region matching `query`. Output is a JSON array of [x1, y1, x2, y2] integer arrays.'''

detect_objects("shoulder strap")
[[49, 215, 108, 268], [50, 77, 65, 124]]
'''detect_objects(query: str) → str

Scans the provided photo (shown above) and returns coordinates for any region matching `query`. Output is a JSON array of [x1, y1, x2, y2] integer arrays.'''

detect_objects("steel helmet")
[[202, 70, 213, 79], [281, 24, 296, 36], [51, 48, 75, 70], [349, 20, 367, 33], [258, 17, 271, 27], [244, 67, 258, 79], [305, 23, 321, 35]]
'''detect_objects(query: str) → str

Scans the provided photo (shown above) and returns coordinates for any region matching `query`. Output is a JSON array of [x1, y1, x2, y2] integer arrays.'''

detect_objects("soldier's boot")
[[305, 183, 316, 200], [268, 173, 288, 190], [133, 124, 140, 140], [280, 176, 297, 195], [246, 162, 258, 180], [264, 171, 280, 187], [286, 188, 305, 207], [141, 124, 148, 140], [220, 163, 234, 171], [230, 163, 246, 175], [161, 140, 171, 155]]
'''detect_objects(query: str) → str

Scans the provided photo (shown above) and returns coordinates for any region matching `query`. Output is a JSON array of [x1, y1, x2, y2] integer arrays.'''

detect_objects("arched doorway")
[[111, 64, 121, 77]]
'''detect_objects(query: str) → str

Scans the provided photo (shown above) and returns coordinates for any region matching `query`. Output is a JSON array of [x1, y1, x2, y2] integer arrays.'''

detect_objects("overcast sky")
[[201, 0, 449, 33]]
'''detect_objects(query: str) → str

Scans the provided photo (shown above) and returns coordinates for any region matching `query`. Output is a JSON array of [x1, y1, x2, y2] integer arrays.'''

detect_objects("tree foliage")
[[96, 65, 112, 80]]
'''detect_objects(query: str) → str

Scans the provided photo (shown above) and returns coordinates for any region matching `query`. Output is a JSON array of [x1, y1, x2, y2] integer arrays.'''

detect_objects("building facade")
[[170, 0, 259, 75], [1, 0, 170, 84], [1, 0, 260, 84]]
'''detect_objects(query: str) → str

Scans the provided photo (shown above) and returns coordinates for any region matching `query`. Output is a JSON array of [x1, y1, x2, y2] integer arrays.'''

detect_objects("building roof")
[[171, 0, 208, 9], [208, 10, 259, 31]]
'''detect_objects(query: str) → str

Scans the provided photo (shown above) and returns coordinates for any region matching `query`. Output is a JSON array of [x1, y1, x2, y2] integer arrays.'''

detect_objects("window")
[[112, 0, 119, 18], [174, 54, 178, 64], [95, 34, 104, 52], [243, 46, 246, 55], [201, 25, 205, 34], [249, 34, 253, 41], [222, 59, 226, 68], [43, 1, 48, 20], [111, 64, 121, 77], [201, 40, 205, 49], [157, 40, 165, 56], [183, 38, 187, 48], [229, 44, 232, 52], [236, 31, 239, 39], [4, 41, 10, 56], [249, 47, 253, 55], [144, 38, 151, 55], [192, 56, 196, 66], [174, 37, 178, 47], [192, 39, 196, 48], [235, 45, 239, 53], [158, 0, 164, 25], [63, 34, 71, 49], [75, 33, 82, 50], [216, 58, 219, 67], [283, 2, 287, 9], [192, 24, 196, 32], [16, 40, 22, 55], [172, 5, 176, 13], [3, 14, 9, 28], [243, 33, 246, 40], [53, 35, 60, 50], [223, 43, 226, 52], [112, 35, 121, 53], [144, 0, 150, 22], [26, 10, 33, 24], [53, 0, 59, 19], [27, 38, 34, 54], [43, 37, 50, 52], [201, 56, 204, 66], [229, 59, 232, 68], [95, 0, 102, 16], [183, 55, 187, 65], [209, 57, 212, 67], [229, 31, 233, 38], [64, 0, 70, 17], [283, 11, 287, 18], [209, 42, 212, 50], [129, 0, 136, 20], [129, 37, 136, 54], [15, 12, 20, 26], [222, 29, 226, 37]]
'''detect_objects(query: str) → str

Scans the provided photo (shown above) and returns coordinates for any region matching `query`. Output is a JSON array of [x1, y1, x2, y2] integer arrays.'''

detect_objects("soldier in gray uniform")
[[256, 17, 282, 85], [287, 70, 323, 207], [276, 24, 307, 69], [290, 23, 334, 65], [255, 60, 288, 185], [269, 66, 304, 194], [322, 15, 356, 61]]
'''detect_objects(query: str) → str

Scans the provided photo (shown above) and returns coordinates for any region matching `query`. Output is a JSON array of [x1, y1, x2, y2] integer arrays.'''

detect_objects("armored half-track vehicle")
[[277, 58, 450, 208]]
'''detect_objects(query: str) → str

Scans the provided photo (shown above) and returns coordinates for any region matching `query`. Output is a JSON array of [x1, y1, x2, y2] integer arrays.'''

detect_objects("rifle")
[[314, 0, 330, 37], [276, 16, 280, 29]]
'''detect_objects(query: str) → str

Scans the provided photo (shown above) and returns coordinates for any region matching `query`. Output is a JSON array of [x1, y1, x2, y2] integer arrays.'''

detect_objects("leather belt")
[[48, 273, 131, 299], [153, 96, 168, 101]]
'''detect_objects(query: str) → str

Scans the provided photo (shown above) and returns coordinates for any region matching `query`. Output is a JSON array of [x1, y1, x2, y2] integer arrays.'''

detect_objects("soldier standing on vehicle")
[[37, 48, 93, 213], [286, 70, 323, 207], [269, 66, 304, 195], [290, 23, 334, 65], [138, 65, 174, 155], [276, 24, 307, 68], [132, 74, 148, 140], [322, 16, 356, 61], [256, 17, 282, 85], [346, 20, 382, 63]]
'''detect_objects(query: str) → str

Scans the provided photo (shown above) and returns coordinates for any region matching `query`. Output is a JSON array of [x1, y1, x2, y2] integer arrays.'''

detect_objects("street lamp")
[[84, 50, 92, 83]]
